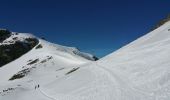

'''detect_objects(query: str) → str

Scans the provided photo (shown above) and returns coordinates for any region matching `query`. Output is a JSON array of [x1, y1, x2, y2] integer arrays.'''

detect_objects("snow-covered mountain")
[[0, 29, 39, 67], [0, 19, 170, 100], [0, 29, 98, 100]]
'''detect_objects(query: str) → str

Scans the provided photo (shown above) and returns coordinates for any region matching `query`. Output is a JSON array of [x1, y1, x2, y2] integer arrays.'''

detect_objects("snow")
[[1, 21, 170, 100], [0, 32, 36, 45]]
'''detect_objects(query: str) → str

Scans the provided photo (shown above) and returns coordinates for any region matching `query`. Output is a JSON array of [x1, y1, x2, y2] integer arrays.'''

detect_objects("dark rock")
[[35, 44, 43, 49], [0, 29, 11, 42], [153, 15, 170, 30], [0, 34, 39, 67]]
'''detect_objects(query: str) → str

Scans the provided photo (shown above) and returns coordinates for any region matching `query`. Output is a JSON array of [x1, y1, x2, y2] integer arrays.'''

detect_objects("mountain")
[[97, 20, 170, 100], [0, 29, 39, 67], [0, 29, 98, 99], [0, 19, 170, 100]]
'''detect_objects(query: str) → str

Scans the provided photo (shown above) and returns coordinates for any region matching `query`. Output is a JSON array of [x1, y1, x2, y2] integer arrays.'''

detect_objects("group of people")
[[35, 84, 40, 89]]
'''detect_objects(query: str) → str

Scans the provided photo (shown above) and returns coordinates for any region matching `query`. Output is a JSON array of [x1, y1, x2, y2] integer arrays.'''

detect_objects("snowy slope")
[[1, 20, 170, 100], [0, 31, 97, 100], [97, 21, 170, 100]]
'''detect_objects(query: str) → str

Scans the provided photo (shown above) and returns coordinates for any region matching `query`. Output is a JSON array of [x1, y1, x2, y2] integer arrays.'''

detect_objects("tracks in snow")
[[95, 62, 149, 100], [38, 88, 57, 100], [32, 62, 150, 100]]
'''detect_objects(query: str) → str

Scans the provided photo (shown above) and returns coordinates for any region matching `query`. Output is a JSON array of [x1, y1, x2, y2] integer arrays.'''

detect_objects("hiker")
[[38, 84, 40, 88]]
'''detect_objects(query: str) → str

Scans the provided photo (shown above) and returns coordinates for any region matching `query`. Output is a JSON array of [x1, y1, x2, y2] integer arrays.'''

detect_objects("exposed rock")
[[0, 29, 39, 67], [0, 29, 11, 42]]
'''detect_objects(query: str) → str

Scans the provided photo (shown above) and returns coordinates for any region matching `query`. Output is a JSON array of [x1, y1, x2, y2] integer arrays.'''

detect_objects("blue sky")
[[0, 0, 170, 57]]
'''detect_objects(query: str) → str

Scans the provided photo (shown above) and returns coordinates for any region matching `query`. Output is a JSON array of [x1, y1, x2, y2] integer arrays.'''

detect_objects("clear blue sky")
[[0, 0, 170, 57]]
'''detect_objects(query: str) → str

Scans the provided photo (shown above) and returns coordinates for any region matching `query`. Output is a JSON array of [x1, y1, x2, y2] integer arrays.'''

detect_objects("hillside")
[[0, 29, 39, 67], [0, 30, 98, 100], [0, 19, 170, 100]]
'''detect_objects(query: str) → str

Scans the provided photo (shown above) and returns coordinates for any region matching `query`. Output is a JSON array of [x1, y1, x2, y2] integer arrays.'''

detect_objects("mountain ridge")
[[0, 30, 98, 67], [0, 19, 170, 100]]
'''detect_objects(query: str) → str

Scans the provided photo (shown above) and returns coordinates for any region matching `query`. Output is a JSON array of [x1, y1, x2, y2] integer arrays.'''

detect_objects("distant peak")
[[154, 14, 170, 29]]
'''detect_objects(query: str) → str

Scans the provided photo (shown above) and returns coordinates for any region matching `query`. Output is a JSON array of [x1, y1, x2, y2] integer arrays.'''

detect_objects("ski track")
[[38, 88, 57, 100], [95, 62, 151, 100], [1, 21, 170, 100]]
